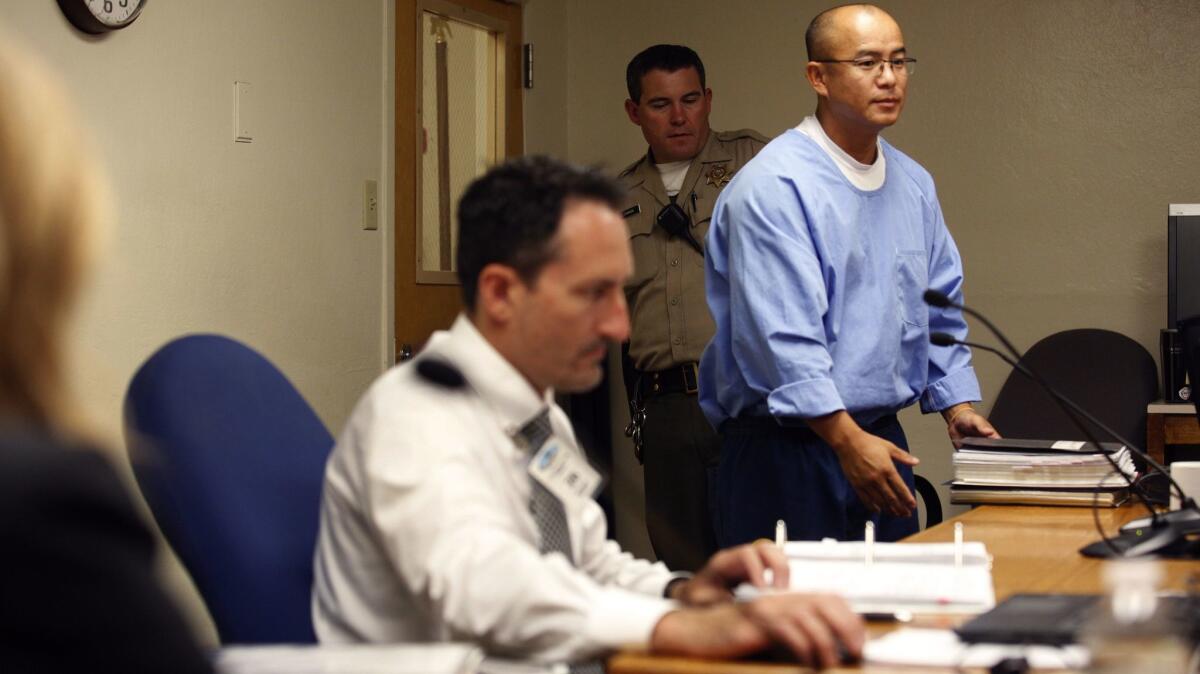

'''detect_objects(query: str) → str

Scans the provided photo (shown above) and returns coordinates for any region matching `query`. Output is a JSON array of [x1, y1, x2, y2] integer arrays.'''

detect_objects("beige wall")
[[523, 0, 568, 157], [0, 0, 393, 642], [525, 0, 1200, 556]]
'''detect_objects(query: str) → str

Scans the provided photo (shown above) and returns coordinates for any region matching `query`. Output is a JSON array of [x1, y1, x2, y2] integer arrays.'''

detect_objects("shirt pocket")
[[689, 192, 716, 268], [626, 210, 662, 290], [894, 250, 929, 327]]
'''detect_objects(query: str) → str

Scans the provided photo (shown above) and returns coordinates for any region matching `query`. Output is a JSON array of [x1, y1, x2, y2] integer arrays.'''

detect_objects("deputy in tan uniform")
[[618, 44, 768, 571]]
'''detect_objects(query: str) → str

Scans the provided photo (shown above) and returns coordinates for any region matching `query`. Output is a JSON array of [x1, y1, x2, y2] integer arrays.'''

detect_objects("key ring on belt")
[[623, 375, 646, 464]]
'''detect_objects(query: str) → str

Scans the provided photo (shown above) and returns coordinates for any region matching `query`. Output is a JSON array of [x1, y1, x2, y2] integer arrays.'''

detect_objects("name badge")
[[528, 439, 602, 507]]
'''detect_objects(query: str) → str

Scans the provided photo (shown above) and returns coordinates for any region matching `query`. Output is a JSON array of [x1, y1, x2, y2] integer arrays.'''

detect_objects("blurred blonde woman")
[[0, 41, 211, 672]]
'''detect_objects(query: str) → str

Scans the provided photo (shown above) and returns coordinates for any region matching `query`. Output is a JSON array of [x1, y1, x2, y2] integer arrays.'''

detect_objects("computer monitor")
[[1167, 205, 1200, 402], [1169, 205, 1200, 330]]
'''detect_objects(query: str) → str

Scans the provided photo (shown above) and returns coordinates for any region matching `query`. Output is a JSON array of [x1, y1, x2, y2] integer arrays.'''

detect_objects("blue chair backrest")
[[124, 334, 334, 644]]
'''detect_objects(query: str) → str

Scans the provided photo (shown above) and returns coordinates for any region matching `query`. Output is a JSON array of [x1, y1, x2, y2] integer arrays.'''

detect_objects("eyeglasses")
[[813, 57, 917, 76]]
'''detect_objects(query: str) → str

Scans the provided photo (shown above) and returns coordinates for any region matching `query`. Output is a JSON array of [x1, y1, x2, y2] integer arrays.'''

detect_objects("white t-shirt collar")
[[794, 115, 886, 192], [654, 159, 691, 198]]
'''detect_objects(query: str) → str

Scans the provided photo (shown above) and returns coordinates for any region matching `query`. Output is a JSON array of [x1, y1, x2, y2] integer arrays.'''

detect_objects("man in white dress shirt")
[[311, 156, 864, 668]]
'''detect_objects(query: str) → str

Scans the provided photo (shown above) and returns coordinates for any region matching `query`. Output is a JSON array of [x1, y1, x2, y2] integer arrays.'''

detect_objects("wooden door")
[[394, 0, 523, 359]]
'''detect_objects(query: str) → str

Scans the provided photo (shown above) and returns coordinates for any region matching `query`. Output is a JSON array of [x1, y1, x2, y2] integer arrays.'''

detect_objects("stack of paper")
[[740, 540, 996, 614], [951, 438, 1136, 507]]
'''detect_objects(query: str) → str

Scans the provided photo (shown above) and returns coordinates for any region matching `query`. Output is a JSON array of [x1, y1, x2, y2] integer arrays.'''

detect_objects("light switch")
[[234, 81, 252, 143], [363, 180, 379, 230]]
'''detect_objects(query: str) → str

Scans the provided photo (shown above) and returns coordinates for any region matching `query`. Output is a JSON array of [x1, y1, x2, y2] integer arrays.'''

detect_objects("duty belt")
[[623, 361, 701, 464], [639, 362, 700, 397]]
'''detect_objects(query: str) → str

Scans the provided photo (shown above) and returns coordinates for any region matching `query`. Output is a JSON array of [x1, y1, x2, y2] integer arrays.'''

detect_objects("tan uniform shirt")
[[619, 128, 770, 371]]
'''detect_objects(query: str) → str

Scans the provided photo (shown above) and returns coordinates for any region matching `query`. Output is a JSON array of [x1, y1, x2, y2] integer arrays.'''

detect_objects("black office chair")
[[914, 474, 943, 529], [988, 328, 1158, 457]]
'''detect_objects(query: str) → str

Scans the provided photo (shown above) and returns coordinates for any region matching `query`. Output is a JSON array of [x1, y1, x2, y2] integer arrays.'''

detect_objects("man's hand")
[[833, 435, 918, 517], [943, 403, 1000, 448], [808, 411, 917, 517], [650, 593, 864, 669], [670, 541, 789, 606]]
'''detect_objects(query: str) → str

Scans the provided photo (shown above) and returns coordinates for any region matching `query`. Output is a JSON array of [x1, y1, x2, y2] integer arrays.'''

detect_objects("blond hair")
[[0, 40, 110, 429]]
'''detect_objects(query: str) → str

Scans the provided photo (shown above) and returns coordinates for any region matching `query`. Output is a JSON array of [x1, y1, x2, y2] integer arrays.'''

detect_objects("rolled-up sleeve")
[[726, 178, 845, 420]]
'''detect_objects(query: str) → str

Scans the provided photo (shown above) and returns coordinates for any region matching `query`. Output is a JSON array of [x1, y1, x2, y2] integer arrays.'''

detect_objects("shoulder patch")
[[617, 157, 646, 179], [716, 128, 772, 145]]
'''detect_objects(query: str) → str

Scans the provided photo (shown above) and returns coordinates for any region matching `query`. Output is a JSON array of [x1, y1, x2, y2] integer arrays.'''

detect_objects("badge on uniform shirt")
[[706, 163, 733, 188], [622, 204, 641, 218], [528, 439, 602, 507]]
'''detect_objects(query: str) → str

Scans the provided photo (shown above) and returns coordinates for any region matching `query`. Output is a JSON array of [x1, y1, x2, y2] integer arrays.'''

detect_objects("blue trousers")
[[712, 414, 919, 546]]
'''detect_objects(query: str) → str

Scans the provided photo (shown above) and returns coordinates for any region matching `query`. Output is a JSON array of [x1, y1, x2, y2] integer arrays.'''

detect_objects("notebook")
[[738, 540, 996, 614]]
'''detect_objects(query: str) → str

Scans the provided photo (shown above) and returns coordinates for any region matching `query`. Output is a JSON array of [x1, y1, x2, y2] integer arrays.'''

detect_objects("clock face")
[[58, 0, 146, 34], [85, 0, 144, 27]]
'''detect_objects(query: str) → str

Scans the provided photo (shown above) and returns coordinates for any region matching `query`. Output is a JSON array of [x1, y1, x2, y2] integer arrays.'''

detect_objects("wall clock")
[[58, 0, 146, 34]]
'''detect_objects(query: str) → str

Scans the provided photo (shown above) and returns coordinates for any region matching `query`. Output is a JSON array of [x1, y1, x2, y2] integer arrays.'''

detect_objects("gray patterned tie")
[[518, 410, 574, 564], [519, 411, 605, 674]]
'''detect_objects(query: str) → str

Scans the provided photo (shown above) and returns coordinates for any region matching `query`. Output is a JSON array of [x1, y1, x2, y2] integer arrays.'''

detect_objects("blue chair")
[[124, 335, 334, 644]]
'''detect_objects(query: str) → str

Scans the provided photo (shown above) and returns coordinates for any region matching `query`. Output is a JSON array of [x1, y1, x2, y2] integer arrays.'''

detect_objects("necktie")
[[519, 411, 605, 674], [518, 410, 574, 563]]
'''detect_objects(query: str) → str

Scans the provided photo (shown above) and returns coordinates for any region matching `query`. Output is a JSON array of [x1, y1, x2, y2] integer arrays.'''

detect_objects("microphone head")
[[929, 332, 959, 347], [416, 358, 466, 390], [923, 288, 952, 308]]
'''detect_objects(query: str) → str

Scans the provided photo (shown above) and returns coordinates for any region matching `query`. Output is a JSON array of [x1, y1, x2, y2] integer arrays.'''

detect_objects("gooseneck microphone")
[[931, 332, 1161, 519], [925, 291, 1198, 558], [923, 290, 1025, 374], [924, 289, 1189, 507], [963, 323, 1200, 536]]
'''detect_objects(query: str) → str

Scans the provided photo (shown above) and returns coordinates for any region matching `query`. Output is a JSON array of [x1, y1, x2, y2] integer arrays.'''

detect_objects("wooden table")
[[1147, 401, 1200, 466], [608, 505, 1200, 673]]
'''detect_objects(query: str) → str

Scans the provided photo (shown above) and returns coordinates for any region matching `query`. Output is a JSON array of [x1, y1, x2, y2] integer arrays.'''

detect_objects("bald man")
[[699, 4, 998, 547]]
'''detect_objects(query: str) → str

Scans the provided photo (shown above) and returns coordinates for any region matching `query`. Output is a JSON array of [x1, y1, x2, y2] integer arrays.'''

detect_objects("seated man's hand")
[[650, 593, 864, 669], [671, 541, 789, 606], [943, 403, 1000, 448]]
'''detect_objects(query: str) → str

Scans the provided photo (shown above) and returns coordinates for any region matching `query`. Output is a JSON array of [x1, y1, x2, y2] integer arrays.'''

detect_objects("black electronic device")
[[1168, 205, 1200, 333], [1161, 328, 1188, 403], [956, 594, 1100, 645], [655, 198, 703, 256], [957, 593, 1200, 647], [1168, 204, 1200, 401], [1116, 316, 1200, 539]]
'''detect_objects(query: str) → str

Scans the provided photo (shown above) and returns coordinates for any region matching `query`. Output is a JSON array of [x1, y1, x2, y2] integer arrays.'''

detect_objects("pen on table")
[[860, 610, 914, 623], [775, 519, 787, 547]]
